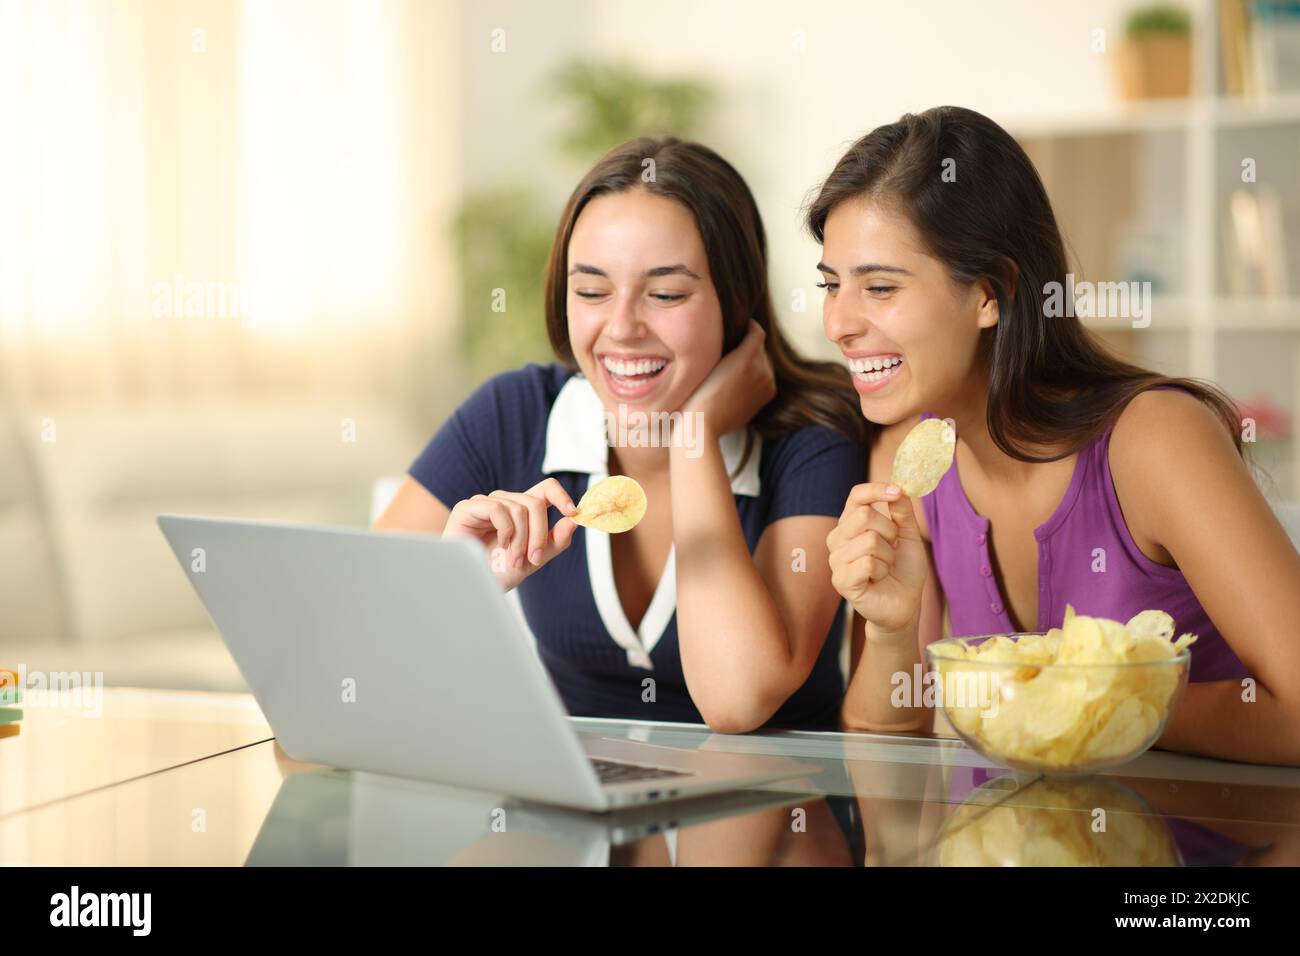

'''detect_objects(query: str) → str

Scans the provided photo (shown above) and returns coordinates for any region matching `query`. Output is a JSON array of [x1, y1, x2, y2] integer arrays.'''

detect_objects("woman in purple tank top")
[[809, 106, 1300, 767]]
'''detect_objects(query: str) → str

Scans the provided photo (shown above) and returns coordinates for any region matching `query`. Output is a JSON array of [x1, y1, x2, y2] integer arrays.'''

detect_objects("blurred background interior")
[[1, 0, 1298, 692]]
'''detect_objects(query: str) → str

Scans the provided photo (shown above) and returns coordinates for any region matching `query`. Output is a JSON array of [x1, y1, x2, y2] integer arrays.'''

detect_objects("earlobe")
[[970, 276, 1002, 331], [977, 299, 1000, 330]]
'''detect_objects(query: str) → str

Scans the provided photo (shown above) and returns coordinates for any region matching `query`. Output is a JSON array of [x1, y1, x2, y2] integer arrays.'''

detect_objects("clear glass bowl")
[[924, 632, 1191, 776]]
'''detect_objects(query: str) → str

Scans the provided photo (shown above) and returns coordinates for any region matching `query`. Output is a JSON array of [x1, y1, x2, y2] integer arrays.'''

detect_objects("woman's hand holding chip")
[[443, 478, 579, 590], [827, 483, 928, 638]]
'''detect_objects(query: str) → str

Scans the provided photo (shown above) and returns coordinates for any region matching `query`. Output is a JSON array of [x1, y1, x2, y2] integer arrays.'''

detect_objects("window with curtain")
[[0, 0, 460, 413]]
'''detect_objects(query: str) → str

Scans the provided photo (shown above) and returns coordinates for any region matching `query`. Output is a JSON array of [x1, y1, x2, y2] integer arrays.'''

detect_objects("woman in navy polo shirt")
[[375, 136, 870, 732]]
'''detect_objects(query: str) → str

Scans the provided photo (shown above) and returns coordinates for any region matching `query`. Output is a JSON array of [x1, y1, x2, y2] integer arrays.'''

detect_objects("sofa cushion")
[[27, 399, 424, 645], [0, 626, 247, 692]]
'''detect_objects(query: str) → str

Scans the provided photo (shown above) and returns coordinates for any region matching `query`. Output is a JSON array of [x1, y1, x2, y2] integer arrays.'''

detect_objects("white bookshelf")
[[1007, 0, 1300, 496]]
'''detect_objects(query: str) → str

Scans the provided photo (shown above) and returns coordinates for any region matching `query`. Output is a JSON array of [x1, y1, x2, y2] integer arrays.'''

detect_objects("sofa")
[[0, 399, 426, 691]]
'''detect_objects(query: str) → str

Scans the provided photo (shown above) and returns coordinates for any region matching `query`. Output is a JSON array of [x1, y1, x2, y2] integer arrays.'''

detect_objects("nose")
[[822, 284, 867, 347], [605, 289, 648, 341]]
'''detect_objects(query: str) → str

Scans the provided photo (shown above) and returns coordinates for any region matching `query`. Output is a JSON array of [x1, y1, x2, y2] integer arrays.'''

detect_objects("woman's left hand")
[[681, 319, 776, 436]]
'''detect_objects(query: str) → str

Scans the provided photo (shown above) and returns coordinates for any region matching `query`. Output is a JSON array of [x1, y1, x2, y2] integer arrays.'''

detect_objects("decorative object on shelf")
[[1252, 1, 1300, 94], [1235, 392, 1291, 441], [1117, 226, 1182, 294], [0, 667, 20, 739], [1116, 4, 1193, 101], [1222, 185, 1291, 297]]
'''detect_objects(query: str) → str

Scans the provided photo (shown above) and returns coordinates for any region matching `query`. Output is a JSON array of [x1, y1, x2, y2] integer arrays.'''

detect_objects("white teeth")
[[602, 356, 668, 378], [846, 355, 902, 375]]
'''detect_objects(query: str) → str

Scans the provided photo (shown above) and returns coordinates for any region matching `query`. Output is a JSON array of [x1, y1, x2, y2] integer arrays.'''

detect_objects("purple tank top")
[[918, 411, 1249, 683]]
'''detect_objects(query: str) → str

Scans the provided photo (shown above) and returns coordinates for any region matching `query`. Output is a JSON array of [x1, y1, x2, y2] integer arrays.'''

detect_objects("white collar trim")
[[585, 521, 675, 669]]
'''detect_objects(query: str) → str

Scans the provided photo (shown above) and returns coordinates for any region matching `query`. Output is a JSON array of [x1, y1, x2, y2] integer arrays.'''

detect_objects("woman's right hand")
[[443, 477, 579, 590], [826, 483, 928, 637]]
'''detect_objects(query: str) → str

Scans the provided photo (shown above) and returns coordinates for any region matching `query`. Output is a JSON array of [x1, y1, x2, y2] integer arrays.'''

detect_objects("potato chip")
[[972, 634, 1020, 662], [1001, 670, 1089, 745], [1083, 698, 1157, 762], [1127, 609, 1175, 642], [1008, 632, 1059, 665], [891, 417, 956, 497], [571, 475, 647, 533], [927, 641, 968, 661]]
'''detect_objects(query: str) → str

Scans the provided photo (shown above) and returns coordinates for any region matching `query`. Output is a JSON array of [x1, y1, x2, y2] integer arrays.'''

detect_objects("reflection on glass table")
[[237, 715, 1300, 866]]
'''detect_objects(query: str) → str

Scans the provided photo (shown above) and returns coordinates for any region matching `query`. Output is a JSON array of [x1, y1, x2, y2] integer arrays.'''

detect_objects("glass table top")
[[0, 687, 272, 820], [2, 693, 1297, 866]]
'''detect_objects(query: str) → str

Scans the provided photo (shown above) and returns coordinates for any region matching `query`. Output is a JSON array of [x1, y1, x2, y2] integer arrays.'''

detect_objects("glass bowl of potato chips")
[[924, 606, 1195, 776]]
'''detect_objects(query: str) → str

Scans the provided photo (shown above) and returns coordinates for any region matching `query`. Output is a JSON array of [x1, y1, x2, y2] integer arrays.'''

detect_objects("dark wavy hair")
[[544, 136, 870, 460], [806, 106, 1243, 462]]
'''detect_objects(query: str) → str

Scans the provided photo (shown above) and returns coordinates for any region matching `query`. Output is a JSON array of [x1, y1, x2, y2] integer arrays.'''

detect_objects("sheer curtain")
[[0, 0, 460, 411]]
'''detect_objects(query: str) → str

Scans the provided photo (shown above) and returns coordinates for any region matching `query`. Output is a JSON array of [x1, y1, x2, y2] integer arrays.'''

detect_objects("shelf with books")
[[1003, 2, 1300, 491], [1217, 0, 1300, 100]]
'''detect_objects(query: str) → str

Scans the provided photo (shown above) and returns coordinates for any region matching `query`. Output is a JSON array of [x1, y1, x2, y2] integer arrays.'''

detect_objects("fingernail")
[[514, 555, 525, 568], [885, 485, 900, 496], [529, 548, 543, 565]]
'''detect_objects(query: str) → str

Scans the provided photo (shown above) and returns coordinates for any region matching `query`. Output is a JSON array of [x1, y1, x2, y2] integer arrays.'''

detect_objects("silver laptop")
[[157, 514, 816, 811]]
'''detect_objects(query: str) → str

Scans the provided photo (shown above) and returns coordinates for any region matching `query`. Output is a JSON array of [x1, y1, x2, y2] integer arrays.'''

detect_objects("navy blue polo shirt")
[[408, 362, 865, 730]]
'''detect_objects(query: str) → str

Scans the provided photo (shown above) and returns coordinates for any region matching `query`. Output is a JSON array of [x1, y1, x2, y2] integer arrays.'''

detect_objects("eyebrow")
[[569, 263, 701, 280], [815, 262, 913, 277]]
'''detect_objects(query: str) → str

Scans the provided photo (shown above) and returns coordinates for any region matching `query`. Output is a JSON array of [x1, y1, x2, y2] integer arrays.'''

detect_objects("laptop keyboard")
[[591, 757, 693, 785]]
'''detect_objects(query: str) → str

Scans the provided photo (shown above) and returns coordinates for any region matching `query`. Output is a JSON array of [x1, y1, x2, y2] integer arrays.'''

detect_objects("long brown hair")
[[806, 106, 1243, 463], [544, 136, 869, 453]]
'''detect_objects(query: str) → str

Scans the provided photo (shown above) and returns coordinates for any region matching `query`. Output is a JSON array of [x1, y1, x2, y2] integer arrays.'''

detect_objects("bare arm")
[[370, 475, 452, 534], [841, 553, 943, 733], [671, 424, 844, 733], [1112, 389, 1300, 766]]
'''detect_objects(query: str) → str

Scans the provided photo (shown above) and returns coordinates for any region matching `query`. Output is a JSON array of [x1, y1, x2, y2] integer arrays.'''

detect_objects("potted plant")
[[1116, 4, 1193, 100]]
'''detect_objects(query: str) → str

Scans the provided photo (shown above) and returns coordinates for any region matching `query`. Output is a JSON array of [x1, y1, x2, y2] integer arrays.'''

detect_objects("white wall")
[[458, 0, 1160, 359]]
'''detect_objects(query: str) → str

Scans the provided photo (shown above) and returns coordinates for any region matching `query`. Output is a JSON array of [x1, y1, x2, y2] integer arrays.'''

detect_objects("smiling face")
[[566, 188, 723, 413], [819, 195, 998, 424]]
